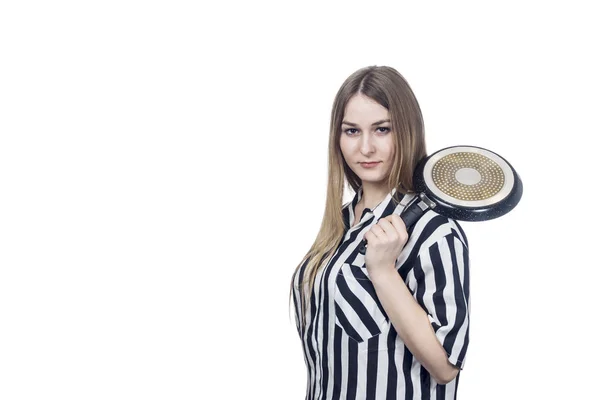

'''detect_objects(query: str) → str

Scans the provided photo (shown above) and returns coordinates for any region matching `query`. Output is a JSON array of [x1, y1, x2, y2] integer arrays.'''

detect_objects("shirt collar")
[[346, 186, 399, 228]]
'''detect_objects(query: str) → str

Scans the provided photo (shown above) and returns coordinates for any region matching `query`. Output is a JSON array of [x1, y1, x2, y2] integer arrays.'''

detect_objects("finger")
[[376, 217, 397, 236], [388, 214, 407, 233], [369, 224, 385, 239], [387, 214, 408, 242], [364, 230, 379, 244]]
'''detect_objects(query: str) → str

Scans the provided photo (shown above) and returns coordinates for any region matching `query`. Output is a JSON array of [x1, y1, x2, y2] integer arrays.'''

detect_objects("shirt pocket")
[[334, 262, 389, 344]]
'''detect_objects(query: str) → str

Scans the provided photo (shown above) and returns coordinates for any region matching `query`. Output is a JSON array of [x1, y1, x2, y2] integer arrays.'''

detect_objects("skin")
[[340, 93, 395, 212], [339, 93, 460, 385]]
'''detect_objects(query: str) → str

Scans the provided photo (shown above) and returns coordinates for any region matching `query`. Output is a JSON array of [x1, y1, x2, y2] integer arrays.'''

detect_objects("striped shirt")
[[292, 187, 470, 400]]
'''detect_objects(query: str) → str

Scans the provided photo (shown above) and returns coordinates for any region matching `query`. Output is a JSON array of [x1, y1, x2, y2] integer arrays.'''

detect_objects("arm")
[[368, 266, 459, 385], [364, 215, 470, 384]]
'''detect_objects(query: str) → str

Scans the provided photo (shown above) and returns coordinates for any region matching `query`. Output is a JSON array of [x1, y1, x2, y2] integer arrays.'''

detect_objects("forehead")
[[343, 94, 389, 124]]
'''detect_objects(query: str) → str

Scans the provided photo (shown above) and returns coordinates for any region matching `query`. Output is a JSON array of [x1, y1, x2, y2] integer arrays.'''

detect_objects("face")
[[339, 93, 395, 187]]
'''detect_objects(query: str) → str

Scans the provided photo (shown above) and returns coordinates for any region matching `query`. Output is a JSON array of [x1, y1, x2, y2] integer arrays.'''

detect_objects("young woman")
[[289, 66, 470, 400]]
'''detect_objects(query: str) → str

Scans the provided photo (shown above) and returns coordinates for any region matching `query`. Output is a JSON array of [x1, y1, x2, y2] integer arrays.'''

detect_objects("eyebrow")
[[341, 119, 391, 127]]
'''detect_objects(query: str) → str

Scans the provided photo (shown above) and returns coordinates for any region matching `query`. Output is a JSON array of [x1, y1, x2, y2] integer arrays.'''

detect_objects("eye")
[[377, 127, 391, 134], [344, 128, 359, 135]]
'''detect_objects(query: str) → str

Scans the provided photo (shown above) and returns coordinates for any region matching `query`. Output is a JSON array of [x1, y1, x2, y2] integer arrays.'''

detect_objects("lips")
[[360, 162, 381, 168]]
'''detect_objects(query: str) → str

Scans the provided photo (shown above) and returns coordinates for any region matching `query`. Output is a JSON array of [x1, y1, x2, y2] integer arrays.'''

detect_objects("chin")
[[359, 176, 386, 184]]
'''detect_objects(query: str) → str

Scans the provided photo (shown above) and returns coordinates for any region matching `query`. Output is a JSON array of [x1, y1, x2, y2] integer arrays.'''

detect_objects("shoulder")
[[407, 209, 469, 252], [342, 200, 353, 227], [396, 208, 469, 274]]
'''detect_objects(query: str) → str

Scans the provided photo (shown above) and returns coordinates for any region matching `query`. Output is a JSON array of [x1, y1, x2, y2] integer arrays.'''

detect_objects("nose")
[[360, 132, 375, 155]]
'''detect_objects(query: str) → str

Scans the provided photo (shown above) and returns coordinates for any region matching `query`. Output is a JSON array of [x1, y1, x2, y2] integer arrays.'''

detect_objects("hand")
[[364, 214, 409, 275]]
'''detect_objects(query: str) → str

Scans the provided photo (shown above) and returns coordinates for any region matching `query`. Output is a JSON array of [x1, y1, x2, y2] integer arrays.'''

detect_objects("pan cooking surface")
[[432, 152, 504, 201], [423, 146, 515, 208]]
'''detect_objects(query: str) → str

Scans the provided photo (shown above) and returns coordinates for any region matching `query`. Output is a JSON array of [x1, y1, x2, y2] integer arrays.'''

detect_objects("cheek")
[[339, 138, 351, 157], [384, 139, 395, 159]]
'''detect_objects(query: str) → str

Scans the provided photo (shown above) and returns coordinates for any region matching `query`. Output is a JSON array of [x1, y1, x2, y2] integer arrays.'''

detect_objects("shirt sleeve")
[[410, 232, 470, 369]]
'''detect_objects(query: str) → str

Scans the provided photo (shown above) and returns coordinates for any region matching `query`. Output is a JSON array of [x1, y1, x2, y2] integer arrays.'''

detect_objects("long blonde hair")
[[289, 66, 427, 331]]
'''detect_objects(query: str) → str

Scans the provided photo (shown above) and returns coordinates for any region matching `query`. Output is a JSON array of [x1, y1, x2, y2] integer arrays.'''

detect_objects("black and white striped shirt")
[[292, 187, 470, 400]]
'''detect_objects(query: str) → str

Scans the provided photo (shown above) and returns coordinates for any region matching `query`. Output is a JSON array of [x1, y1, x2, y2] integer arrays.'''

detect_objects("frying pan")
[[358, 145, 523, 255]]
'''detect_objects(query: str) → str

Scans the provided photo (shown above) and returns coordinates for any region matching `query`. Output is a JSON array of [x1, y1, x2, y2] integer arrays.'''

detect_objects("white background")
[[1, 1, 598, 399]]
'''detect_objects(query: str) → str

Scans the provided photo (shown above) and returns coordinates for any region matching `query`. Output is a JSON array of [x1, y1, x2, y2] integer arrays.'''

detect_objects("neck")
[[359, 183, 389, 209]]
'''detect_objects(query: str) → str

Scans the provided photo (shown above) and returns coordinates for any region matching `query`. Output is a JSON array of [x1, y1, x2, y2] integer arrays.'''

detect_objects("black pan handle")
[[358, 198, 432, 255]]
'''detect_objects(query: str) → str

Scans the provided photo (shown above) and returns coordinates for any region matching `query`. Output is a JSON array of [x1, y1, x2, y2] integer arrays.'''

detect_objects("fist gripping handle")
[[357, 196, 434, 255]]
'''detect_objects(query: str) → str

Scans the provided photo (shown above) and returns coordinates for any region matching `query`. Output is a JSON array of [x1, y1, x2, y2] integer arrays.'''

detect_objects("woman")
[[289, 66, 470, 400]]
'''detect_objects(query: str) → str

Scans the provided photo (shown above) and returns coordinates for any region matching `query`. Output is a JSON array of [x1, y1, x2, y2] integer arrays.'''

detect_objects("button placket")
[[344, 210, 373, 240]]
